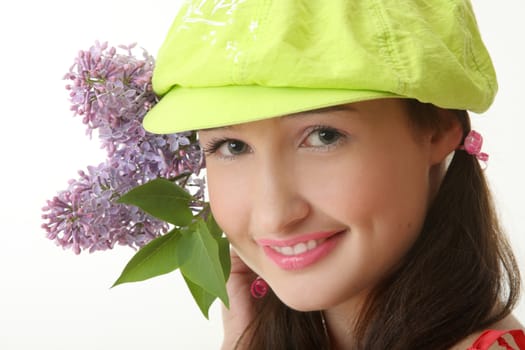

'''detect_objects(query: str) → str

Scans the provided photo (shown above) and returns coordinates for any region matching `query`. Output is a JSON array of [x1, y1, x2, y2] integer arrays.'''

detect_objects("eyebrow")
[[201, 104, 356, 132], [287, 104, 356, 117]]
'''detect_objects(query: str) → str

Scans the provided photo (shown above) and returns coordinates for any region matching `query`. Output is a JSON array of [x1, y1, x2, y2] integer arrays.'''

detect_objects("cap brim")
[[143, 85, 398, 134]]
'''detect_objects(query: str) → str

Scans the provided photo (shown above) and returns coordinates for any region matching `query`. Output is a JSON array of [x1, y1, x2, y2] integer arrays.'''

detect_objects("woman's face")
[[199, 99, 452, 311]]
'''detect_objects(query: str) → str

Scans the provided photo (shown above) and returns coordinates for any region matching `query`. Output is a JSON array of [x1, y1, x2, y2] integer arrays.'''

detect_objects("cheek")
[[300, 146, 430, 241], [206, 166, 250, 243]]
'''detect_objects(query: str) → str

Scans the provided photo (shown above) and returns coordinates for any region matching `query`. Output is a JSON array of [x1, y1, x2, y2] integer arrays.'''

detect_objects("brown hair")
[[235, 100, 521, 350]]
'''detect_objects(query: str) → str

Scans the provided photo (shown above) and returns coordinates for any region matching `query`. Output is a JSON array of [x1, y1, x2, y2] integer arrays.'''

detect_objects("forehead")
[[199, 104, 360, 133], [197, 99, 411, 135]]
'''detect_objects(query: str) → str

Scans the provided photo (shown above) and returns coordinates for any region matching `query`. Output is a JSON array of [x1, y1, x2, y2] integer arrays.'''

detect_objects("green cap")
[[143, 0, 497, 134]]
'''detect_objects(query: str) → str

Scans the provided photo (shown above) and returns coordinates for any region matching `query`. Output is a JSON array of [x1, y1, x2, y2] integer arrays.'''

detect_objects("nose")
[[250, 158, 310, 235]]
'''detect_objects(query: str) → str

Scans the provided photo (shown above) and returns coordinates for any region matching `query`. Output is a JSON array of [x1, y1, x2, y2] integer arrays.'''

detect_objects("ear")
[[428, 110, 464, 165]]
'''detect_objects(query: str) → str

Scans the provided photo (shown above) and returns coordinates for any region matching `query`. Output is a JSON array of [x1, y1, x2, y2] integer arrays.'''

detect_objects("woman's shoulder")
[[450, 314, 524, 350]]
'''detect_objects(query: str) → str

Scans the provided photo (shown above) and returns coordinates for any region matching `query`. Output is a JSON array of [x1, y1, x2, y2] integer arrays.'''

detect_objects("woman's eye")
[[204, 138, 250, 158], [221, 140, 248, 155], [302, 127, 344, 148]]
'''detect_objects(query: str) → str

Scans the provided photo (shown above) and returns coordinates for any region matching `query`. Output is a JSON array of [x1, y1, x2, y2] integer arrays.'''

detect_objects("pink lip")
[[256, 231, 341, 247], [257, 230, 345, 270]]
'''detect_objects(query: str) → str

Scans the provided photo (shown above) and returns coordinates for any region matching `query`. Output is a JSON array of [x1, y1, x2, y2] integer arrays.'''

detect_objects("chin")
[[281, 300, 322, 312], [274, 290, 335, 312]]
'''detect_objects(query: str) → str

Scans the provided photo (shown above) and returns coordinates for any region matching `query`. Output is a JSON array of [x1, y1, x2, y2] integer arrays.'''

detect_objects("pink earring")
[[250, 276, 269, 299], [460, 130, 489, 162]]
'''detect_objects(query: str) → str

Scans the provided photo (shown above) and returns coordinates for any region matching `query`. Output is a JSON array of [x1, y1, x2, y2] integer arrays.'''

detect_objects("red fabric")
[[468, 329, 525, 350]]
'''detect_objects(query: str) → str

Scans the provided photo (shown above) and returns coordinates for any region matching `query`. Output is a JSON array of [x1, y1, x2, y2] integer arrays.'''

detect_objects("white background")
[[0, 1, 523, 349]]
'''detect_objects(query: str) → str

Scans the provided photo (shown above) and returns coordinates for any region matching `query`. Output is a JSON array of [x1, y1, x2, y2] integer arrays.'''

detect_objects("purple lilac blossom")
[[42, 163, 169, 254], [42, 42, 205, 254]]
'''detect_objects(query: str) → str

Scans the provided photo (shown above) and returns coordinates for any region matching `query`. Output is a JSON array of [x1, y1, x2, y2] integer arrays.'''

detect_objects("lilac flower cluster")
[[42, 42, 204, 254]]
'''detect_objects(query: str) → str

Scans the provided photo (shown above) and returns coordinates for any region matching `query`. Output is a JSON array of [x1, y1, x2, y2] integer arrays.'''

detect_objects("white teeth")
[[271, 239, 322, 256], [293, 242, 307, 255], [281, 246, 294, 255]]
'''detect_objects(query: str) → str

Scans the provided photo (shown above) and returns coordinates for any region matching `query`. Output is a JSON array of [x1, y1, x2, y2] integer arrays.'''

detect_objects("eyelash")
[[202, 137, 238, 157], [302, 125, 346, 150], [202, 125, 347, 159]]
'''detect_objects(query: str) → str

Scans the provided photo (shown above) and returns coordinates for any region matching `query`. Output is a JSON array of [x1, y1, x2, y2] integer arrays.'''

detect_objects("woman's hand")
[[221, 249, 258, 350]]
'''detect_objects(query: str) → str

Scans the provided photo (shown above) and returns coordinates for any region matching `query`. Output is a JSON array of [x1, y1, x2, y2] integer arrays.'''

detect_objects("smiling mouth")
[[269, 238, 327, 256], [259, 230, 346, 270]]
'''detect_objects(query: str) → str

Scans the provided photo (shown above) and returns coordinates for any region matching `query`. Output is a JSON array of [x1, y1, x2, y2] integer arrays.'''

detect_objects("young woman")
[[143, 0, 524, 348]]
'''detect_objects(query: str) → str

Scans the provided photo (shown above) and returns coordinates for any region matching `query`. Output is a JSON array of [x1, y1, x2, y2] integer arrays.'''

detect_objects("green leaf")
[[206, 212, 223, 239], [178, 220, 229, 308], [112, 229, 183, 287], [217, 236, 231, 281], [117, 178, 193, 226], [204, 212, 231, 282], [182, 274, 217, 319]]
